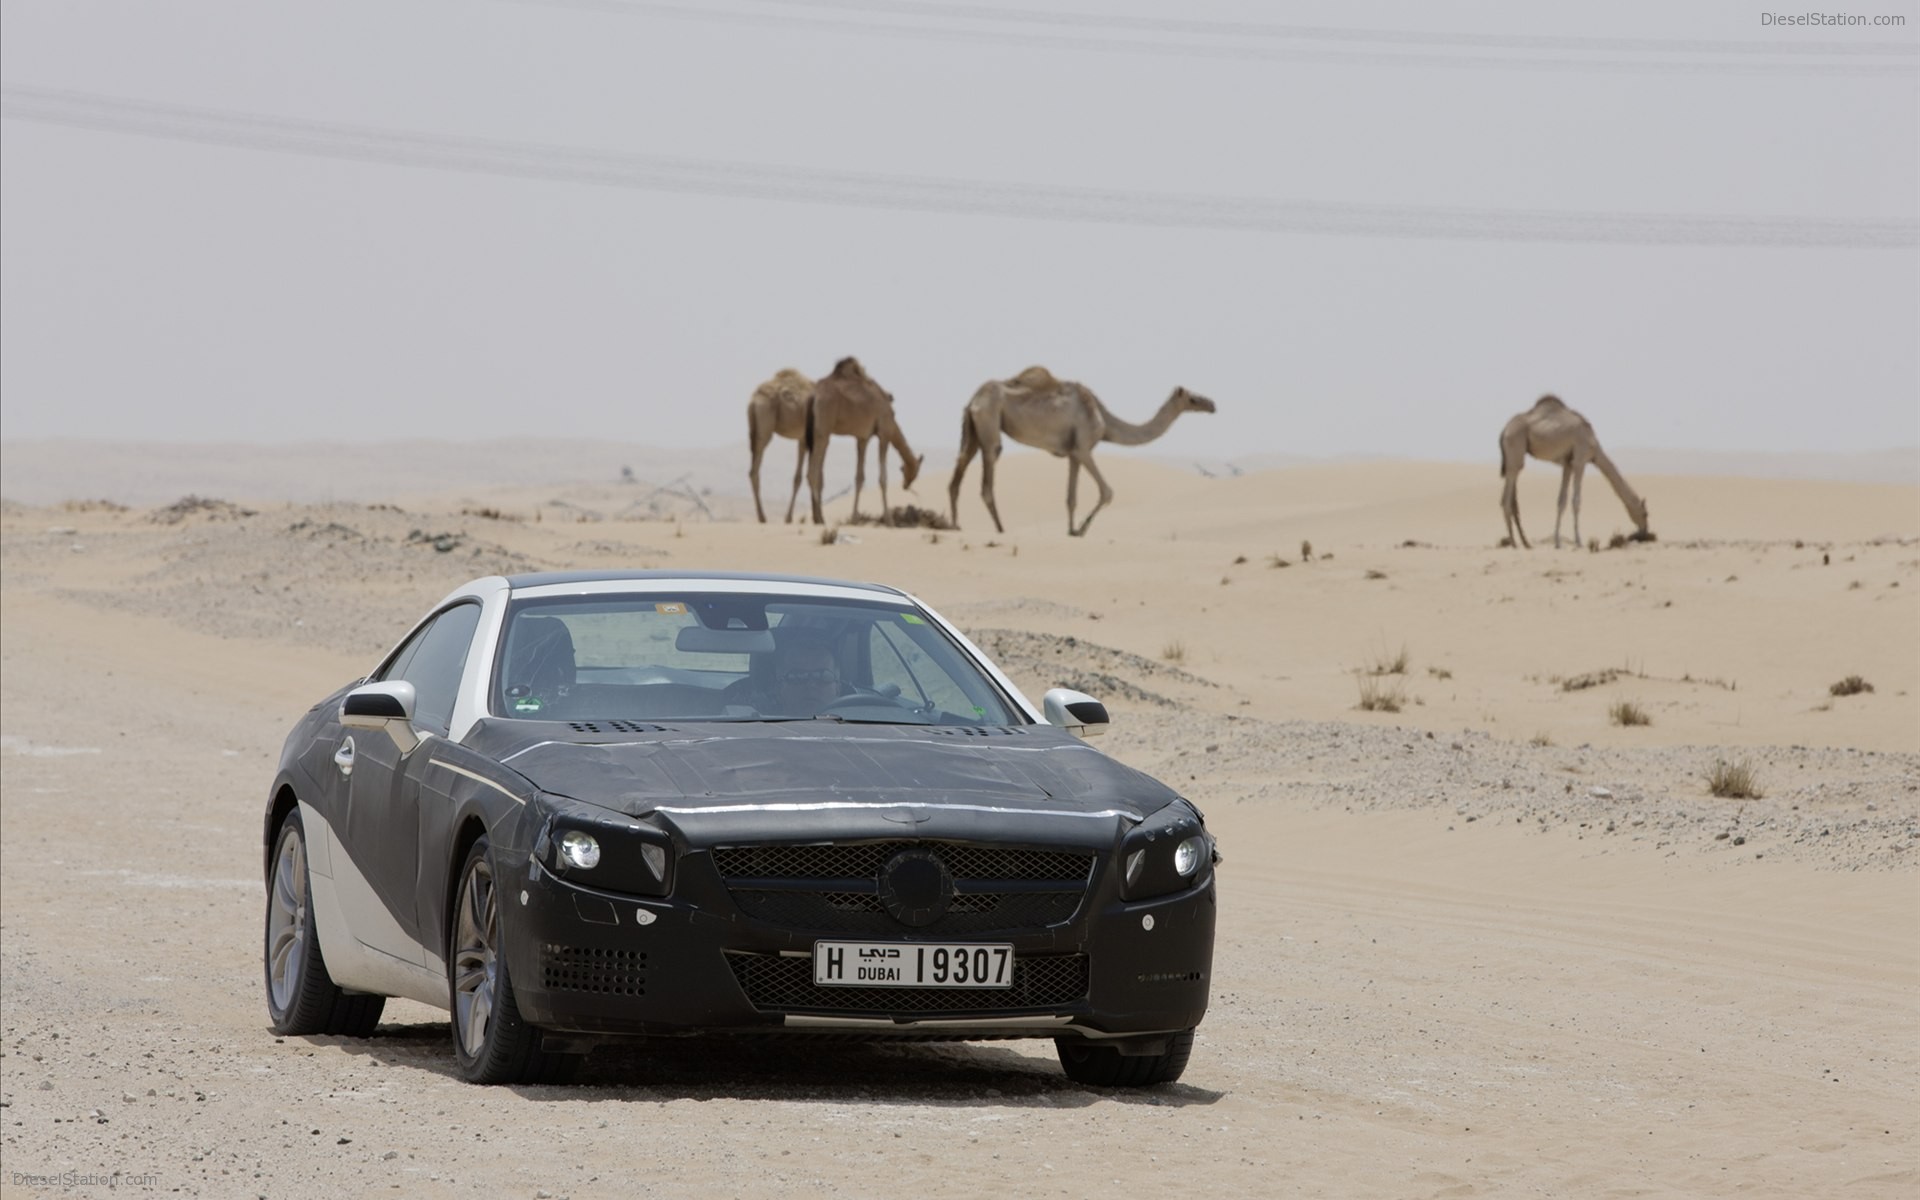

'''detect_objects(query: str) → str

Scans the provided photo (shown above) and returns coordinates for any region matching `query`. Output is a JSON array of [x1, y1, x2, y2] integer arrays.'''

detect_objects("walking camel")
[[745, 368, 815, 523], [948, 367, 1217, 537], [805, 357, 924, 526], [1498, 394, 1651, 549]]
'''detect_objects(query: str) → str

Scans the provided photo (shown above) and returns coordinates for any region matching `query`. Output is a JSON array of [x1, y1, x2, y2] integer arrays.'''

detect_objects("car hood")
[[463, 719, 1179, 843]]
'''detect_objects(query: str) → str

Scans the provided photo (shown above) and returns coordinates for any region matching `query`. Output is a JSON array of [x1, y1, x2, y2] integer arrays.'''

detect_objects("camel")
[[1499, 394, 1650, 549], [948, 366, 1217, 537], [805, 357, 924, 526], [745, 368, 815, 523]]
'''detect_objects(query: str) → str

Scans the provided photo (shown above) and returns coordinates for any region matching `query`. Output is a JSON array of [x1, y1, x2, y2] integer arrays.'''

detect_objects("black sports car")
[[262, 571, 1218, 1085]]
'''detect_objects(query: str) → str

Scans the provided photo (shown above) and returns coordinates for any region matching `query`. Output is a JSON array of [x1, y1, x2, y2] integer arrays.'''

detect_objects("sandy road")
[[1, 592, 1915, 1200]]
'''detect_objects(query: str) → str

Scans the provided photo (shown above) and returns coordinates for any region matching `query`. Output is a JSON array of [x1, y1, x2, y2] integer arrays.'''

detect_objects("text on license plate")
[[813, 941, 1013, 988]]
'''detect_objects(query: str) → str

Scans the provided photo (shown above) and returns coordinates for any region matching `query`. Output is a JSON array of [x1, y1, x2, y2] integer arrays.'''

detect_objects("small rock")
[[1732, 835, 1747, 846], [1590, 786, 1613, 799], [382, 1151, 398, 1162], [38, 1081, 52, 1091]]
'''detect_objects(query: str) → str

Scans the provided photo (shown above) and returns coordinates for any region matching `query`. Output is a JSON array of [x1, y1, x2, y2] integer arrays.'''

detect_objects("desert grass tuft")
[[1354, 674, 1405, 713], [1829, 675, 1874, 697], [1367, 644, 1410, 676], [818, 525, 839, 546], [1161, 640, 1186, 663], [1427, 666, 1452, 680], [1364, 569, 1388, 581], [1529, 731, 1554, 747], [1706, 758, 1764, 799], [1267, 553, 1291, 568], [1609, 700, 1652, 727]]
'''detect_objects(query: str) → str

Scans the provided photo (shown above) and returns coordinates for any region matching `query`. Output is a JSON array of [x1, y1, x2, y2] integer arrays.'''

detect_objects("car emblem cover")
[[878, 848, 953, 927]]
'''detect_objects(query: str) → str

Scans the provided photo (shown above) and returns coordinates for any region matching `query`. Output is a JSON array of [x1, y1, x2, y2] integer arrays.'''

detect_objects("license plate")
[[813, 941, 1014, 988]]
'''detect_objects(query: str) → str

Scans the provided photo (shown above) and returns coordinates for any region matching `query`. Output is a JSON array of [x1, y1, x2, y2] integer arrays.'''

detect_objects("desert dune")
[[1, 451, 1914, 1198]]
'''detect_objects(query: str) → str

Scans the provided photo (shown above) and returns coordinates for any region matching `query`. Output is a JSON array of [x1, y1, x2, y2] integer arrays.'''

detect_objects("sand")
[[1, 452, 1915, 1198]]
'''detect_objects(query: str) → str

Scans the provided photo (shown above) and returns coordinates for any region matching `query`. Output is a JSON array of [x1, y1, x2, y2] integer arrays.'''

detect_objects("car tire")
[[448, 837, 580, 1085], [1055, 1028, 1195, 1087], [265, 809, 386, 1038]]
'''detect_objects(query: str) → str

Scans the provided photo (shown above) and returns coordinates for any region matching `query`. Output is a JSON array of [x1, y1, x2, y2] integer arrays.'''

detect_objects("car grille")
[[541, 944, 647, 997], [711, 843, 1095, 935], [726, 952, 1089, 1014]]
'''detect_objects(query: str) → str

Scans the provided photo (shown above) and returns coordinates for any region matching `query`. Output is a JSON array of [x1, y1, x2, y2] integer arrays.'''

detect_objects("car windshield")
[[490, 591, 1023, 726]]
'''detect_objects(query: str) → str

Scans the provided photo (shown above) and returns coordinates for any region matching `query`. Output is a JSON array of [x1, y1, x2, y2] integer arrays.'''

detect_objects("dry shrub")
[[819, 525, 840, 546], [1609, 700, 1652, 727], [1364, 569, 1388, 581], [1829, 675, 1874, 697], [1706, 759, 1764, 799], [60, 498, 129, 513], [1427, 666, 1452, 680], [1368, 645, 1409, 676], [1529, 731, 1554, 747], [1267, 553, 1291, 568], [1355, 675, 1405, 713], [1161, 640, 1186, 663], [1561, 669, 1622, 692], [846, 505, 955, 530]]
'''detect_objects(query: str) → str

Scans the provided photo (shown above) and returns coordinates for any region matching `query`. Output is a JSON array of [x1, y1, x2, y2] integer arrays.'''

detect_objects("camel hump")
[[1009, 365, 1059, 391], [831, 356, 868, 380], [1533, 394, 1565, 410]]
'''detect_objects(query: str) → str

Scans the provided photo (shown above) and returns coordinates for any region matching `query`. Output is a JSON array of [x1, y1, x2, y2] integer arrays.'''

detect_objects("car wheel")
[[265, 810, 386, 1037], [448, 838, 579, 1085], [1055, 1028, 1195, 1087]]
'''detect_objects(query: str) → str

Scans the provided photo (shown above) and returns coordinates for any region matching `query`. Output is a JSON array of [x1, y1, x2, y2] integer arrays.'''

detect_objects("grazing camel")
[[745, 368, 815, 523], [1499, 394, 1650, 548], [805, 357, 924, 526], [948, 367, 1217, 537]]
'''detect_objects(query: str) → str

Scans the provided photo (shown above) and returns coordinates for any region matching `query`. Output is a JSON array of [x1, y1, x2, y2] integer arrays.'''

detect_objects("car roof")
[[501, 569, 908, 597]]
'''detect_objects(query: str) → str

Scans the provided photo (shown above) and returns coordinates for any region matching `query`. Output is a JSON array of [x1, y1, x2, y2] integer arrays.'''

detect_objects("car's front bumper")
[[504, 849, 1215, 1044]]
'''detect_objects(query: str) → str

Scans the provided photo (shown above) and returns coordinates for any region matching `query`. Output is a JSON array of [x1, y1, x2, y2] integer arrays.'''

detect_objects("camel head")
[[901, 452, 925, 491], [1629, 495, 1651, 534], [1172, 387, 1217, 415]]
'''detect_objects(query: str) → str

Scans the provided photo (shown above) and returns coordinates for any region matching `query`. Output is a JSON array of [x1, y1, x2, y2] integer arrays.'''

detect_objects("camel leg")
[[808, 433, 829, 526], [1570, 463, 1585, 548], [1065, 458, 1081, 536], [784, 436, 806, 523], [1553, 461, 1573, 549], [748, 439, 769, 525], [877, 439, 891, 526], [979, 438, 1006, 535], [948, 411, 980, 530], [850, 436, 869, 521], [1502, 471, 1531, 549], [1069, 451, 1114, 538]]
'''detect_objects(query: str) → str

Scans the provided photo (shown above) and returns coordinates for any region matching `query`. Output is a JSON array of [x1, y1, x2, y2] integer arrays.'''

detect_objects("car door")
[[339, 602, 482, 965]]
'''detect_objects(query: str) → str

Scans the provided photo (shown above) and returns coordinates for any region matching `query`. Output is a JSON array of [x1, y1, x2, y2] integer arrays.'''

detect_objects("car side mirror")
[[341, 681, 422, 752], [1042, 687, 1109, 739]]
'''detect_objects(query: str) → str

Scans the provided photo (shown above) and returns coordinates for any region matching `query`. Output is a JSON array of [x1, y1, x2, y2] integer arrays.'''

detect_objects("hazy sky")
[[2, 1, 1915, 463]]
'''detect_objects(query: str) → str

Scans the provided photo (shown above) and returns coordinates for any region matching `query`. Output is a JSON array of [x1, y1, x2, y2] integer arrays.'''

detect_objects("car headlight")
[[1118, 800, 1215, 901], [559, 830, 601, 870], [536, 809, 673, 897]]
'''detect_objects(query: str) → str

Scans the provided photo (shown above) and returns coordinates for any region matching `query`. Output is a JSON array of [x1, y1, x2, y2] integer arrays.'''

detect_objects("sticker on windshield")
[[656, 602, 688, 615], [513, 696, 544, 713], [898, 613, 926, 625]]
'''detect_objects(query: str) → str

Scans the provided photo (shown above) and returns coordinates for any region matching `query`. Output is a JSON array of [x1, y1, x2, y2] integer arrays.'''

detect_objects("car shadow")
[[315, 1021, 1227, 1108]]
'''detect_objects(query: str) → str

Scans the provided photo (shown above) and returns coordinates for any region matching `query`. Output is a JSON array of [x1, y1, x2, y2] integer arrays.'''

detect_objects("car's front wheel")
[[265, 809, 385, 1037], [448, 837, 579, 1085], [1055, 1028, 1195, 1087]]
